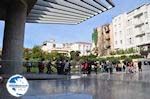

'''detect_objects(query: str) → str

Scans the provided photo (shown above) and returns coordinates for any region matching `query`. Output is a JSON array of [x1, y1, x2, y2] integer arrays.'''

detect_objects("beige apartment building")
[[96, 24, 114, 56]]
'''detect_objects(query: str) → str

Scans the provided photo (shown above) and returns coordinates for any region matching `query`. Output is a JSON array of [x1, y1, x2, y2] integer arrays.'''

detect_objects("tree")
[[88, 54, 97, 61], [123, 57, 132, 64], [92, 29, 98, 46], [106, 57, 120, 64], [23, 48, 32, 60], [126, 48, 136, 54], [31, 46, 44, 60], [120, 55, 127, 60], [70, 51, 80, 60], [45, 51, 69, 61], [110, 51, 116, 55]]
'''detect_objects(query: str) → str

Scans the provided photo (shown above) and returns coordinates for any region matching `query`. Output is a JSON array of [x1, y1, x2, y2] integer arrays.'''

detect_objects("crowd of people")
[[25, 59, 144, 75], [100, 61, 143, 74], [25, 59, 71, 75], [81, 60, 143, 74]]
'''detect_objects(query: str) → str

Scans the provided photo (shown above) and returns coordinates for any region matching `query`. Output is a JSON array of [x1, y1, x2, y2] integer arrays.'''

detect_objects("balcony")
[[104, 42, 111, 49], [103, 26, 110, 33], [135, 23, 144, 28], [135, 32, 145, 37], [105, 34, 110, 41]]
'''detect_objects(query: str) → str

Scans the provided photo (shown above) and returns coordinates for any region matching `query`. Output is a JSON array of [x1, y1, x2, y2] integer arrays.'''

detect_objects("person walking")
[[107, 61, 113, 74]]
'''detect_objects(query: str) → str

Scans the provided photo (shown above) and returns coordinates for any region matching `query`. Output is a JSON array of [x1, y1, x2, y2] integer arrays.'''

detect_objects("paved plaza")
[[21, 66, 150, 99]]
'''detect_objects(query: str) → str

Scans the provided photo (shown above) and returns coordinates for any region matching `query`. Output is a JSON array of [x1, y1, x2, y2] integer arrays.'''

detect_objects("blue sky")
[[0, 0, 149, 48]]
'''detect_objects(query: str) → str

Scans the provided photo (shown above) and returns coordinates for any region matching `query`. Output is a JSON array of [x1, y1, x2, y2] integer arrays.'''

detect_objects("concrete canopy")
[[0, 0, 114, 74], [27, 0, 115, 24], [0, 0, 37, 20]]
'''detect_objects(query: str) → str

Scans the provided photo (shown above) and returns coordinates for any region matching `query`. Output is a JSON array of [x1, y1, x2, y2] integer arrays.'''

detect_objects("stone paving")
[[1, 65, 150, 99], [22, 66, 150, 99]]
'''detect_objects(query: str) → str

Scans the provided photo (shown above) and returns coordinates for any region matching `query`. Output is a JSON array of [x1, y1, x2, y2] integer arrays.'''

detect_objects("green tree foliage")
[[98, 58, 106, 63], [70, 51, 80, 60], [129, 54, 143, 59], [123, 57, 132, 63], [31, 46, 44, 60], [23, 48, 32, 60], [125, 48, 136, 54], [120, 55, 127, 60], [92, 29, 98, 46], [110, 48, 137, 55], [45, 51, 69, 61], [106, 57, 120, 64], [24, 46, 69, 61], [88, 54, 97, 61]]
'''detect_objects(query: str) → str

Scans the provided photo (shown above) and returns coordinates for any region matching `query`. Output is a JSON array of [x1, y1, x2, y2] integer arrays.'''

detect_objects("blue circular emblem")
[[6, 74, 29, 97]]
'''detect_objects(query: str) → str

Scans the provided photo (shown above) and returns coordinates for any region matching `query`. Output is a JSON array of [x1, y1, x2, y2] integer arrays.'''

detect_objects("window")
[[127, 28, 132, 35], [129, 38, 132, 44], [139, 36, 143, 42], [53, 44, 56, 48], [147, 33, 150, 40], [119, 31, 122, 35], [115, 41, 117, 45], [120, 40, 123, 44], [78, 45, 81, 50], [86, 46, 88, 50], [145, 23, 149, 30], [43, 43, 47, 46], [144, 12, 148, 18], [127, 19, 132, 25]]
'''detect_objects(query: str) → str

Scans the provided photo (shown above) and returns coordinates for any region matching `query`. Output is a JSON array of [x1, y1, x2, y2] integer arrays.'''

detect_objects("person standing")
[[123, 63, 126, 72], [60, 60, 65, 74], [64, 60, 71, 75], [107, 61, 113, 74], [38, 59, 45, 73], [94, 61, 98, 74], [56, 60, 61, 75], [46, 60, 52, 74], [87, 60, 92, 75], [138, 61, 142, 72], [25, 60, 32, 73]]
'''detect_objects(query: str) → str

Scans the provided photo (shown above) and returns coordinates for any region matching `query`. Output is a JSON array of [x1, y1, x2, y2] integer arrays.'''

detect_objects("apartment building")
[[41, 40, 70, 54], [113, 3, 150, 53], [112, 13, 127, 49], [95, 24, 114, 56], [70, 42, 92, 56], [42, 40, 92, 56]]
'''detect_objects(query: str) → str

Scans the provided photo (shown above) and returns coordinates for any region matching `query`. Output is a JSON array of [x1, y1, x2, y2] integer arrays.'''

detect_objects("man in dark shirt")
[[138, 61, 142, 72]]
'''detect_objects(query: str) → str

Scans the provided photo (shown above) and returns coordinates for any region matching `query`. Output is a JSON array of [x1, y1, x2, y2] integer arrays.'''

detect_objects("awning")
[[26, 0, 114, 24]]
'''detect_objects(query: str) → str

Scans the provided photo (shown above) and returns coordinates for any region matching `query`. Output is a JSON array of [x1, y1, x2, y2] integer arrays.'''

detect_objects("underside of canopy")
[[26, 0, 115, 24]]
